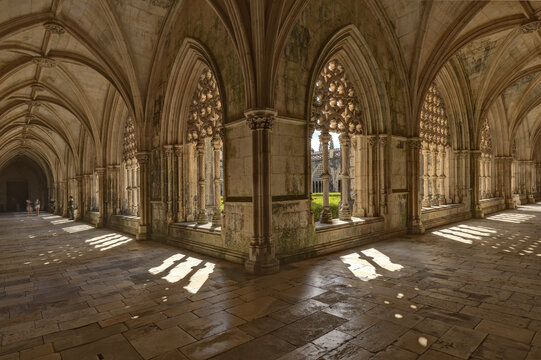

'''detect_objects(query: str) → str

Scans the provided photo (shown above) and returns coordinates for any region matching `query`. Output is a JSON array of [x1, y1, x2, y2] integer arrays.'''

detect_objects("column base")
[[211, 213, 222, 227], [408, 219, 425, 234], [439, 197, 447, 206], [422, 199, 431, 208], [528, 195, 535, 204], [245, 243, 279, 274], [319, 208, 333, 223], [339, 206, 351, 221], [136, 225, 149, 240], [196, 210, 208, 224], [472, 206, 484, 219]]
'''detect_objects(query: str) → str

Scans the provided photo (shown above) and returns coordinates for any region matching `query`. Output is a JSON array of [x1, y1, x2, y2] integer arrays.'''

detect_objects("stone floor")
[[1, 205, 541, 360]]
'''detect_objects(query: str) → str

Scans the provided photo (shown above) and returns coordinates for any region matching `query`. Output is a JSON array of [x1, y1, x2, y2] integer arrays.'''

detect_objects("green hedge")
[[311, 192, 341, 220]]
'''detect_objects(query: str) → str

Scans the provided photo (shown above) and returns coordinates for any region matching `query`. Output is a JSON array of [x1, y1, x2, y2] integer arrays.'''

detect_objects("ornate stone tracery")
[[311, 59, 363, 135], [122, 118, 139, 216], [419, 83, 450, 207], [480, 118, 493, 199], [187, 68, 223, 143]]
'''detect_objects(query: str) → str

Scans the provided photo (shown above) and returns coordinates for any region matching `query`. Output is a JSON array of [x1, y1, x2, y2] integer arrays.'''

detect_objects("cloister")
[[1, 0, 541, 359]]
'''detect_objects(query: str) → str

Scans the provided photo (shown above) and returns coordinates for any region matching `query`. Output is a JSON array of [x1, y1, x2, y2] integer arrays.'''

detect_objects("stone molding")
[[520, 20, 541, 34], [245, 108, 276, 130], [32, 56, 56, 68]]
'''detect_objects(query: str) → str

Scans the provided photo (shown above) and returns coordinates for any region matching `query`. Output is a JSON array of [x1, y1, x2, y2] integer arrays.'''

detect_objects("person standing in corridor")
[[34, 199, 40, 216], [26, 200, 32, 215], [68, 195, 74, 220]]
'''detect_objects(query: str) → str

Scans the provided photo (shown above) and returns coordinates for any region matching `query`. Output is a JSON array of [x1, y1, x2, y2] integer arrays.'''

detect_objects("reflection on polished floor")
[[1, 205, 541, 360]]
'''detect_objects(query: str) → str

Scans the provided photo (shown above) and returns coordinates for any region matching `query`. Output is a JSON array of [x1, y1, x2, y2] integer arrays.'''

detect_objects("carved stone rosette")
[[44, 21, 65, 35], [32, 57, 56, 68]]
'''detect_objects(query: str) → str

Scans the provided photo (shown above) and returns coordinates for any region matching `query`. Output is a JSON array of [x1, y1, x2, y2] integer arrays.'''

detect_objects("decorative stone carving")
[[520, 20, 541, 34], [420, 84, 449, 146], [311, 59, 363, 134], [44, 21, 65, 35], [187, 68, 223, 142], [32, 57, 56, 68], [480, 118, 492, 155], [123, 118, 137, 161], [246, 110, 275, 130]]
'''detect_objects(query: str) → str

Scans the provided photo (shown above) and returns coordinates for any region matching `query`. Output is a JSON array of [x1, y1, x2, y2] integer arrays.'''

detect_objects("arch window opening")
[[186, 68, 223, 226], [419, 84, 451, 208], [310, 58, 365, 224]]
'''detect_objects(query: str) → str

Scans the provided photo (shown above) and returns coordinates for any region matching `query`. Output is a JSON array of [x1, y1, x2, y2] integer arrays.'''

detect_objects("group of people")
[[26, 199, 40, 216]]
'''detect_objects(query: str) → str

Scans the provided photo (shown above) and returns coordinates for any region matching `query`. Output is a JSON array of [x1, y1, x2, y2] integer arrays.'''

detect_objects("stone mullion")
[[367, 136, 376, 217], [76, 175, 82, 219], [431, 145, 439, 206], [174, 145, 184, 222], [319, 131, 332, 223], [96, 167, 106, 227], [126, 162, 133, 215], [339, 133, 352, 221], [479, 155, 485, 199], [439, 146, 447, 205], [378, 135, 387, 215], [195, 139, 207, 224], [355, 135, 366, 217], [471, 151, 484, 218], [422, 143, 430, 207], [135, 152, 149, 240], [164, 145, 174, 224], [407, 138, 424, 233], [211, 136, 222, 227]]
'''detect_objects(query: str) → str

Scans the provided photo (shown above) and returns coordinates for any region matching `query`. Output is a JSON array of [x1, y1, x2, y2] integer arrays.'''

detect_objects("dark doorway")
[[7, 181, 28, 212]]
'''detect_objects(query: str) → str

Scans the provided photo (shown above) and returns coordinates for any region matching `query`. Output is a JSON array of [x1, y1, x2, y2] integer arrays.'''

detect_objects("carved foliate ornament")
[[520, 20, 541, 34], [311, 59, 363, 135], [187, 68, 223, 142], [32, 57, 56, 68], [420, 84, 449, 146], [44, 21, 65, 35], [480, 118, 492, 155], [246, 110, 275, 130], [123, 118, 137, 162]]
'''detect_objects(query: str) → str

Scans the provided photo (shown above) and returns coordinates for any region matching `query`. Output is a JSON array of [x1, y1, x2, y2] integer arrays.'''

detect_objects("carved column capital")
[[135, 152, 149, 165], [163, 145, 173, 157], [173, 144, 183, 157], [368, 135, 377, 147], [95, 167, 106, 175], [245, 108, 276, 130], [378, 135, 388, 147], [407, 137, 422, 150]]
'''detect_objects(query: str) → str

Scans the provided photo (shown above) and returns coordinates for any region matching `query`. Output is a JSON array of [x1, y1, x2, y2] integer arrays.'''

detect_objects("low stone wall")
[[277, 217, 385, 264], [479, 197, 505, 215], [166, 223, 246, 264], [84, 211, 99, 226], [108, 215, 139, 236], [421, 203, 470, 230]]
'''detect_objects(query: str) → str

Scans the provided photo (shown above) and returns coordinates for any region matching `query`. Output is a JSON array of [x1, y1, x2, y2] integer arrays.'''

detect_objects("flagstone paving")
[[1, 204, 541, 359]]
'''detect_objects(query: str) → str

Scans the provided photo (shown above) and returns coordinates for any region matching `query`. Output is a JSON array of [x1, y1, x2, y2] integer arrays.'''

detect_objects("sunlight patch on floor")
[[361, 248, 403, 272], [62, 224, 94, 233], [340, 253, 380, 281], [50, 219, 74, 225], [432, 230, 473, 244], [162, 257, 203, 283], [184, 262, 215, 293], [486, 213, 535, 223], [149, 254, 185, 275]]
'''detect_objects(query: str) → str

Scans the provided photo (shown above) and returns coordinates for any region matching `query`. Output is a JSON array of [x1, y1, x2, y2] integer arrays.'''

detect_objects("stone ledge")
[[480, 197, 505, 215], [173, 222, 221, 233], [315, 216, 383, 232], [421, 203, 470, 230], [108, 215, 140, 236]]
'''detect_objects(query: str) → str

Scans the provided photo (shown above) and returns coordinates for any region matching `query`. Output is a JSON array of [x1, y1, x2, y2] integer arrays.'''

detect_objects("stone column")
[[471, 151, 484, 218], [319, 131, 332, 223], [454, 150, 462, 203], [431, 144, 439, 206], [367, 136, 377, 217], [135, 152, 149, 240], [76, 175, 83, 219], [339, 133, 352, 220], [125, 162, 132, 215], [378, 135, 388, 215], [439, 146, 447, 205], [96, 167, 106, 227], [407, 138, 424, 233], [164, 145, 174, 223], [211, 134, 223, 227], [528, 161, 535, 203], [244, 108, 279, 274], [422, 143, 431, 207], [174, 145, 184, 222], [195, 139, 207, 224]]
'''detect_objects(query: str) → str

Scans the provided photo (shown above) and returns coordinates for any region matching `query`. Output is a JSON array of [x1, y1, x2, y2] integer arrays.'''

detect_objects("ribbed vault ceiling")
[[2, 0, 541, 176]]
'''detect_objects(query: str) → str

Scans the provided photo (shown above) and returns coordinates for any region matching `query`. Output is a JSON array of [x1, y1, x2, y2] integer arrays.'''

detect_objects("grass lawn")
[[311, 192, 341, 220]]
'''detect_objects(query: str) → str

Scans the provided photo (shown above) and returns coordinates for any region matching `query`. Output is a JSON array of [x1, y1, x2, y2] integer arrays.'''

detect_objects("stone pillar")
[[367, 136, 377, 217], [339, 133, 352, 220], [135, 152, 149, 240], [164, 145, 174, 223], [319, 131, 332, 223], [76, 175, 83, 219], [407, 138, 424, 233], [439, 146, 447, 205], [211, 134, 223, 227], [174, 145, 184, 222], [471, 151, 484, 218], [195, 139, 207, 224], [244, 108, 279, 274], [378, 135, 388, 215], [422, 143, 431, 207], [96, 167, 106, 227], [454, 150, 462, 203], [431, 144, 439, 206], [528, 161, 535, 203]]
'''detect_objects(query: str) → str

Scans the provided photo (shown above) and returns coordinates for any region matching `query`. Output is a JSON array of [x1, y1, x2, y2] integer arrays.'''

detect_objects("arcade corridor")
[[0, 205, 540, 359]]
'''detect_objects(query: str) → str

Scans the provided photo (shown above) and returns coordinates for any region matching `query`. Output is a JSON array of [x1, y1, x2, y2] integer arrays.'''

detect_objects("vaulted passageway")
[[0, 204, 540, 358]]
